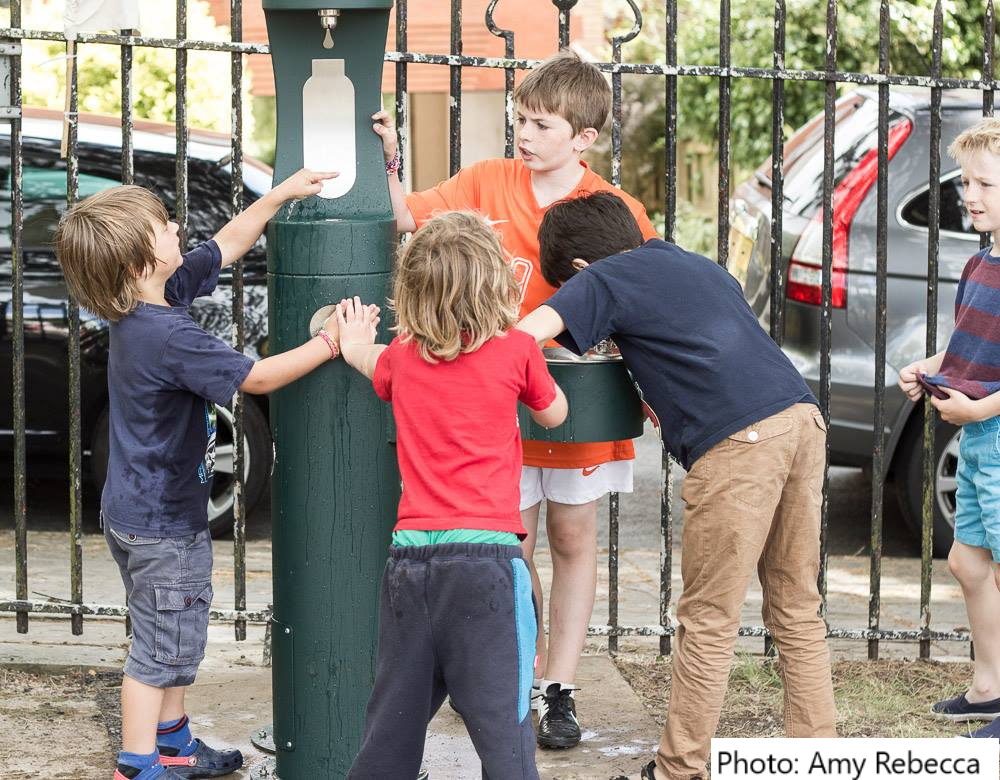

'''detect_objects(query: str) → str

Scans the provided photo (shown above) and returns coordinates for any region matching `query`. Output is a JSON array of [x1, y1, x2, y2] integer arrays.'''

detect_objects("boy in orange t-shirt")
[[373, 50, 656, 750]]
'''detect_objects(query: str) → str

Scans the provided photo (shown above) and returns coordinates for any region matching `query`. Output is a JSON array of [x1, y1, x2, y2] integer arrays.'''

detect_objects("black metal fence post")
[[868, 0, 891, 662], [920, 0, 945, 662], [1, 0, 991, 658]]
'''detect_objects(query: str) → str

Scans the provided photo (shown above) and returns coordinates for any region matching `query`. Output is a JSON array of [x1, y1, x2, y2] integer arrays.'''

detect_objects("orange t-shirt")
[[406, 158, 658, 469]]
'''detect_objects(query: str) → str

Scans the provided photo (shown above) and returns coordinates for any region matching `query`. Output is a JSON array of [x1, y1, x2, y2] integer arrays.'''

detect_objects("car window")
[[779, 98, 899, 217], [899, 172, 975, 235], [4, 167, 120, 200], [0, 138, 267, 280], [755, 94, 864, 186]]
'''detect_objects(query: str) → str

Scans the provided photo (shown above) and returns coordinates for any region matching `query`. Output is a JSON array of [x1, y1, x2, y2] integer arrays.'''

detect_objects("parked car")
[[730, 88, 992, 557], [0, 109, 273, 536]]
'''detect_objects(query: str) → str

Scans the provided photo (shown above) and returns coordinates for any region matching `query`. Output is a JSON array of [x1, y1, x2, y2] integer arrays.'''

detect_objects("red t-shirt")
[[406, 158, 657, 469], [373, 329, 557, 534]]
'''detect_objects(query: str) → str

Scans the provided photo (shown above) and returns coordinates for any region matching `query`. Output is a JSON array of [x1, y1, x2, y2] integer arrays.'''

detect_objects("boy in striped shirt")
[[899, 117, 1000, 741]]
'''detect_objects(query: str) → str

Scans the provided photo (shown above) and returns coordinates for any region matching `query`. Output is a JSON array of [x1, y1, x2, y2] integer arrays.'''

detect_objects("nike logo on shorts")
[[581, 466, 600, 477]]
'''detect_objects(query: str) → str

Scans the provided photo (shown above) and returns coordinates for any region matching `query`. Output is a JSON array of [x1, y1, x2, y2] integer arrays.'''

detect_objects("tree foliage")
[[590, 0, 990, 213], [18, 1, 243, 135]]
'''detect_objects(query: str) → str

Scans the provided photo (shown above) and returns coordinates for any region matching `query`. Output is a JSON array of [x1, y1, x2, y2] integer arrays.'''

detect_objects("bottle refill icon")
[[258, 1, 397, 778], [303, 59, 355, 199]]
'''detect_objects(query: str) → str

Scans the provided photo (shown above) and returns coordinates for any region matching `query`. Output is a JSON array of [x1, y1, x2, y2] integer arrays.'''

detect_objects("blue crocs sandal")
[[159, 740, 243, 778], [962, 716, 1000, 740], [931, 693, 1000, 722]]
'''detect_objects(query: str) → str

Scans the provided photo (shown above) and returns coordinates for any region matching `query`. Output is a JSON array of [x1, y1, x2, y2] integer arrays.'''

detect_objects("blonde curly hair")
[[391, 211, 520, 362]]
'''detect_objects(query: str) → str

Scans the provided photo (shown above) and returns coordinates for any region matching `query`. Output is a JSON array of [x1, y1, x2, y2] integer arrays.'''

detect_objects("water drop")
[[323, 29, 334, 49]]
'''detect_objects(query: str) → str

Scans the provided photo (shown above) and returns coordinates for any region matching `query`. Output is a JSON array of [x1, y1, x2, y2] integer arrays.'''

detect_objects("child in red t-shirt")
[[337, 212, 566, 779], [373, 50, 657, 748]]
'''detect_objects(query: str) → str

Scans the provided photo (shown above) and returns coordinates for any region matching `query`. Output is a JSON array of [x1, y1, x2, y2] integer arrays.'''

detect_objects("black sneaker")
[[610, 759, 701, 780], [536, 683, 581, 749], [610, 760, 660, 780]]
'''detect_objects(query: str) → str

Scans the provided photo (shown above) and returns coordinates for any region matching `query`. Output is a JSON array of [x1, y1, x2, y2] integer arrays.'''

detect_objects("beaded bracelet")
[[385, 149, 402, 176], [317, 329, 340, 360]]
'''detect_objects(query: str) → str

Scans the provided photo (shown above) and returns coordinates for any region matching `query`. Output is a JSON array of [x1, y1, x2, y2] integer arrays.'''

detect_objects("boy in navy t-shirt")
[[517, 192, 837, 780], [55, 169, 357, 780]]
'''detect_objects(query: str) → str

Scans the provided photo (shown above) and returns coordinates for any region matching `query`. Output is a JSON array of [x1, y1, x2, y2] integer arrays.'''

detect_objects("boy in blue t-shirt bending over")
[[517, 192, 837, 780], [55, 169, 356, 780]]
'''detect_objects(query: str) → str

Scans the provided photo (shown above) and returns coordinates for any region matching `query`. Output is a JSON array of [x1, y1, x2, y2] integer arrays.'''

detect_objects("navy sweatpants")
[[347, 543, 539, 780]]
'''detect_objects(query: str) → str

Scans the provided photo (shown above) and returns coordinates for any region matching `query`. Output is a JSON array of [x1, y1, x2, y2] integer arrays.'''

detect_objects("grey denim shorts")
[[104, 522, 214, 688]]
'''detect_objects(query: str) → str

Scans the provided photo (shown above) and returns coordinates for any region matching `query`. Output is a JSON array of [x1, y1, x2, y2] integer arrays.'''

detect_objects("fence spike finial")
[[485, 0, 516, 158], [611, 0, 643, 49]]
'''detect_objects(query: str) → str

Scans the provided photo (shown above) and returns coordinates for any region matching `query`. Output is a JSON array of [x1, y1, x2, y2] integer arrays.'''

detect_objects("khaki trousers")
[[657, 403, 837, 779]]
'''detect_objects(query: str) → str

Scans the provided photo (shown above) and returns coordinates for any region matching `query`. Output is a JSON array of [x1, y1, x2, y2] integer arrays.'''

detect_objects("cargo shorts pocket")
[[726, 416, 793, 508], [153, 582, 213, 666], [109, 526, 162, 546]]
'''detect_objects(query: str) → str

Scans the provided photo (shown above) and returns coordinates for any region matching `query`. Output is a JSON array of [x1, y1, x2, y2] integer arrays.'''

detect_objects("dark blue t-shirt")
[[101, 241, 255, 537], [546, 238, 816, 470]]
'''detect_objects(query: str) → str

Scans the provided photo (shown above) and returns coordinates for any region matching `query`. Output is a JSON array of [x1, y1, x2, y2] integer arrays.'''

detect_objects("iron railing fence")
[[1, 0, 990, 661]]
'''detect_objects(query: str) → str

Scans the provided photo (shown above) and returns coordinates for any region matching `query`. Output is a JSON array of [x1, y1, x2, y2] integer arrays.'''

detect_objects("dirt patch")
[[615, 653, 980, 738], [0, 667, 122, 779]]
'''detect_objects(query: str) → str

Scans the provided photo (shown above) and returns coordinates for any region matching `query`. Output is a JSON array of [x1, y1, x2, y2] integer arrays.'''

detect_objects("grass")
[[615, 654, 985, 738]]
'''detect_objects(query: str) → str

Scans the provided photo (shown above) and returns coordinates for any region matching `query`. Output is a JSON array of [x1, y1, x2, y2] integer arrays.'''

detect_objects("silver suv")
[[731, 88, 988, 557]]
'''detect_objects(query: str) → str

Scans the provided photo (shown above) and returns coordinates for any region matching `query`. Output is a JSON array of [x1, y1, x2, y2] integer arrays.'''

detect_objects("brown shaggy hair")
[[514, 49, 611, 134], [55, 185, 168, 321]]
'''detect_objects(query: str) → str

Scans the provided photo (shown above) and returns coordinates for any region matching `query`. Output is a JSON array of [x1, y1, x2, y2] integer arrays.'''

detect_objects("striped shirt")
[[927, 248, 1000, 400]]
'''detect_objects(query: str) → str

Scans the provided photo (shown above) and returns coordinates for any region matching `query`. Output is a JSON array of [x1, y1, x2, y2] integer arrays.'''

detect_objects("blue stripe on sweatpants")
[[511, 557, 537, 723]]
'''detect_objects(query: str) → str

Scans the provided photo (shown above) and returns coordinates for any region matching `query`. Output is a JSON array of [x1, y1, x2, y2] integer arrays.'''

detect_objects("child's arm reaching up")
[[213, 168, 339, 267], [338, 296, 386, 379], [372, 111, 417, 233]]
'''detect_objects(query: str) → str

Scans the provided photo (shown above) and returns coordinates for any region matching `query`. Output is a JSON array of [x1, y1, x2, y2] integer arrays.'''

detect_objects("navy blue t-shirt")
[[546, 238, 816, 470], [101, 241, 255, 537]]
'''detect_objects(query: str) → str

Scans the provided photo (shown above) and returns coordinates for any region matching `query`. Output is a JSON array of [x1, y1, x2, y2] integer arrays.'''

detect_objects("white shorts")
[[519, 461, 634, 510]]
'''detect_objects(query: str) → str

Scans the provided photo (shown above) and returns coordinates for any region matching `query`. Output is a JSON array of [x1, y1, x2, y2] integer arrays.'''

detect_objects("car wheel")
[[894, 410, 960, 559], [90, 399, 272, 539]]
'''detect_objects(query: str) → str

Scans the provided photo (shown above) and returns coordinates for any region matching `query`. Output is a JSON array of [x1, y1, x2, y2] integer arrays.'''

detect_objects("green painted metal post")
[[262, 1, 398, 776]]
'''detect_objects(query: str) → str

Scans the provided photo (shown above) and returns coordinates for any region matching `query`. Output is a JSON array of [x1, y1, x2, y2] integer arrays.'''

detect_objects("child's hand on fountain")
[[212, 168, 338, 268], [273, 167, 340, 202], [371, 110, 397, 162], [336, 296, 384, 379]]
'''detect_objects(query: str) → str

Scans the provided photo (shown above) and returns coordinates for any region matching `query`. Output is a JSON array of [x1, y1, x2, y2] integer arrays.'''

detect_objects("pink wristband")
[[317, 330, 339, 359]]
